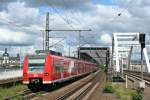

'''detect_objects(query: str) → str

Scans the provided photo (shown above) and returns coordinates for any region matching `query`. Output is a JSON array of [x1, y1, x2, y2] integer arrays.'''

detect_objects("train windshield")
[[28, 55, 45, 73]]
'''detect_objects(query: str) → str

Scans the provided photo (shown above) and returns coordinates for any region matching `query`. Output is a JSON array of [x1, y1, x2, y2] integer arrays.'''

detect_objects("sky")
[[0, 0, 150, 58]]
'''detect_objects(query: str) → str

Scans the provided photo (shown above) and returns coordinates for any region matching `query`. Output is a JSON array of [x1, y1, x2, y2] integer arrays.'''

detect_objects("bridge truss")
[[112, 33, 150, 75]]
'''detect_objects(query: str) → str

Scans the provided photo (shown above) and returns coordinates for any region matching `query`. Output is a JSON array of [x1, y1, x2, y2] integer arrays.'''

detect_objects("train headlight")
[[44, 73, 49, 76]]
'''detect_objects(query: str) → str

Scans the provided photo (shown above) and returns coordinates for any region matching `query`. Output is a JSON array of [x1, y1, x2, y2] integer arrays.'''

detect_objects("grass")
[[103, 82, 115, 93], [113, 84, 134, 100], [132, 89, 143, 100], [36, 92, 44, 97], [103, 82, 143, 100], [0, 84, 27, 100]]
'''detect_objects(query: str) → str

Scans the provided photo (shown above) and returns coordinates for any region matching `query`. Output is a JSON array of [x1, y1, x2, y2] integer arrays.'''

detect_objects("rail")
[[56, 70, 105, 100], [124, 70, 150, 85]]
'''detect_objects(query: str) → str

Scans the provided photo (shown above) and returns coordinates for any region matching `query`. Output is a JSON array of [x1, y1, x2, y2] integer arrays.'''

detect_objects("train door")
[[60, 61, 64, 79], [63, 61, 70, 78], [53, 59, 62, 80], [68, 61, 74, 76], [74, 61, 78, 75]]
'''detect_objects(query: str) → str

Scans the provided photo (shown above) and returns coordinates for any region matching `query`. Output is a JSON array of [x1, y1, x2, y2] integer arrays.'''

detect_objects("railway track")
[[0, 77, 21, 87], [4, 70, 103, 100], [4, 89, 31, 100], [124, 70, 150, 85], [4, 71, 101, 100], [4, 89, 46, 100], [56, 70, 105, 100]]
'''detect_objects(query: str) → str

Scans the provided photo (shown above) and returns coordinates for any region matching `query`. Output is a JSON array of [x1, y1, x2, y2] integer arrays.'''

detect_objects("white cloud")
[[0, 0, 150, 57], [7, 2, 40, 27], [0, 1, 42, 46], [100, 33, 112, 44], [0, 28, 33, 45], [0, 12, 8, 20]]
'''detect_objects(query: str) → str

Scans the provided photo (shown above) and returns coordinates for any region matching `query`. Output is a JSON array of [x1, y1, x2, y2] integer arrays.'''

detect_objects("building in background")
[[0, 48, 20, 68]]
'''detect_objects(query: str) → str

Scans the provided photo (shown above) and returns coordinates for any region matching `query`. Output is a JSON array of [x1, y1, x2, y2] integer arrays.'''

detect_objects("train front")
[[22, 54, 52, 91]]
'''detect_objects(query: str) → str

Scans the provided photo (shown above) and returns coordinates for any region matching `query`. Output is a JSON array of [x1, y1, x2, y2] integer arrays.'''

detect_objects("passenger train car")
[[22, 53, 97, 91]]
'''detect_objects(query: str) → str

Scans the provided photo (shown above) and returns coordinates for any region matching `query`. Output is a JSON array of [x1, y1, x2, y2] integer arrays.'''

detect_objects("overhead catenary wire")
[[45, 0, 76, 30], [61, 0, 80, 25], [59, 1, 93, 51], [44, 0, 93, 52], [111, 0, 136, 22], [49, 38, 66, 48], [51, 6, 76, 29], [61, 0, 84, 27], [98, 0, 136, 32]]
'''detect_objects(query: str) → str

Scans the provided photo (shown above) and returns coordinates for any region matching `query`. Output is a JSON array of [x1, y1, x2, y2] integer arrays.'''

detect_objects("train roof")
[[49, 54, 97, 64], [27, 54, 97, 65]]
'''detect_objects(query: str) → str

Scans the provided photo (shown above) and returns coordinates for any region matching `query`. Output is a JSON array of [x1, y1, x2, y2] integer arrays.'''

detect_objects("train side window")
[[53, 59, 64, 74], [63, 61, 69, 72], [60, 61, 64, 72], [52, 58, 55, 74]]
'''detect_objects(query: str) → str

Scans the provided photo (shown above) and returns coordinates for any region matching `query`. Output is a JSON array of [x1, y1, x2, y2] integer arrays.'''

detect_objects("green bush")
[[132, 90, 143, 100], [103, 83, 114, 93]]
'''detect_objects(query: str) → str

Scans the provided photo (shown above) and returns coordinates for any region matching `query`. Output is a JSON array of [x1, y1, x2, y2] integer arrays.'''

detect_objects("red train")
[[22, 53, 97, 91]]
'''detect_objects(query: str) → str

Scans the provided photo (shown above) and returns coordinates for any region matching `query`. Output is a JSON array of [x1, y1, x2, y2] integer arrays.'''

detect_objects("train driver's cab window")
[[28, 56, 45, 73]]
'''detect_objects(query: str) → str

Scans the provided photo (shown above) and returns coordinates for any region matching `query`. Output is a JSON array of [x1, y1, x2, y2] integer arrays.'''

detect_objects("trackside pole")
[[125, 75, 128, 88]]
